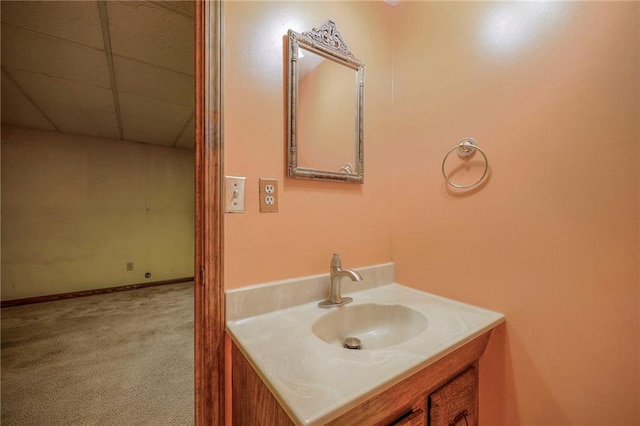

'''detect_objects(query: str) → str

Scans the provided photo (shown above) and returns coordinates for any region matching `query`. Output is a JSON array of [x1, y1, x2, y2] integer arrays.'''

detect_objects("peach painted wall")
[[224, 1, 393, 289], [391, 2, 639, 425]]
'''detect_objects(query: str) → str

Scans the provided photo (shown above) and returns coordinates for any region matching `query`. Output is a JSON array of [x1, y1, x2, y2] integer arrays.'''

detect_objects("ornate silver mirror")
[[287, 20, 365, 183]]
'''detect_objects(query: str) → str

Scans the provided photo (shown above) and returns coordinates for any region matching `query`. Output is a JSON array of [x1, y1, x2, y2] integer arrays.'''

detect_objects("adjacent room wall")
[[224, 1, 393, 289], [1, 126, 195, 301], [391, 2, 639, 424]]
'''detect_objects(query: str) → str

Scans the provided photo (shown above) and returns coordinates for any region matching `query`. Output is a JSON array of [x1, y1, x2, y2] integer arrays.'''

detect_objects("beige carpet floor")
[[1, 282, 194, 425]]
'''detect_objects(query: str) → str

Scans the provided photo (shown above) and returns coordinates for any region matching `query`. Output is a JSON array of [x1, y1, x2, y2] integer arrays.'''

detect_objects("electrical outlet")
[[126, 262, 134, 271], [225, 176, 246, 213], [259, 178, 278, 212]]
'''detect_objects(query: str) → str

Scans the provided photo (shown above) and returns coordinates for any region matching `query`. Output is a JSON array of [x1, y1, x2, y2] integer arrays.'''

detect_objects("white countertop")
[[227, 283, 505, 425]]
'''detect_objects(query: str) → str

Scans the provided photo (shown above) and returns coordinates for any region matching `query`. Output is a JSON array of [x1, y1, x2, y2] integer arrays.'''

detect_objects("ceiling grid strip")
[[1, 66, 62, 132], [173, 110, 195, 147], [147, 1, 194, 20], [111, 54, 194, 78], [97, 1, 124, 140], [1, 22, 105, 53]]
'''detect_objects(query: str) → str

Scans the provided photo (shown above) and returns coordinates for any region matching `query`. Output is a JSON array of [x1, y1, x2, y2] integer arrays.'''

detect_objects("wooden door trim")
[[195, 1, 224, 425]]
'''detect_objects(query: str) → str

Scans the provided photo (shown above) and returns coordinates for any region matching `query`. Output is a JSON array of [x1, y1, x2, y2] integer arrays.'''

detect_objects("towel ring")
[[441, 138, 489, 189]]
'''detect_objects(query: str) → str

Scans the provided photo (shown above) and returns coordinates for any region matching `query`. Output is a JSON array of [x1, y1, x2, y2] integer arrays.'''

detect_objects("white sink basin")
[[312, 303, 428, 350], [227, 283, 505, 425]]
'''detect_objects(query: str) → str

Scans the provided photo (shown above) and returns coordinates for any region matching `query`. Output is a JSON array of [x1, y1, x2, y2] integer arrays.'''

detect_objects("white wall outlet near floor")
[[259, 178, 278, 212], [225, 176, 246, 213]]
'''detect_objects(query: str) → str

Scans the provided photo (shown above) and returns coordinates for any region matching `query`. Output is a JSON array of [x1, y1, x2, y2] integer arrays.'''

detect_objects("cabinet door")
[[428, 366, 477, 426]]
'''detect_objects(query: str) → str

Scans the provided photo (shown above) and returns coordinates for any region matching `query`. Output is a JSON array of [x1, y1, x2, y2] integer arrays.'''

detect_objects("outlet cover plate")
[[259, 178, 278, 212]]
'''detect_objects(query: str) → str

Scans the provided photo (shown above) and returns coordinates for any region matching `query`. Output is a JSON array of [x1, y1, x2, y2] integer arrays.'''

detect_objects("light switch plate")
[[225, 176, 246, 213], [259, 178, 278, 212]]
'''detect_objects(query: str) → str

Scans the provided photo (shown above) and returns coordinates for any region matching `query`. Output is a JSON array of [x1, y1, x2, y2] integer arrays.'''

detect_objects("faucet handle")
[[331, 253, 342, 269]]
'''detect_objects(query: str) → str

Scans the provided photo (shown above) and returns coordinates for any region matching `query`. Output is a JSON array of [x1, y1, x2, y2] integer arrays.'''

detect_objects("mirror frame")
[[287, 20, 365, 183]]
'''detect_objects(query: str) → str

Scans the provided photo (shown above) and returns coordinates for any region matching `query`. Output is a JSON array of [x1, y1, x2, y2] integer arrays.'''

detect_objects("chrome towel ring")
[[441, 138, 489, 189]]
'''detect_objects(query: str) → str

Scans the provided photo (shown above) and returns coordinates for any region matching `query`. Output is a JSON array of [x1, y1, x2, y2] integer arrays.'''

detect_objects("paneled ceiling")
[[1, 1, 194, 149]]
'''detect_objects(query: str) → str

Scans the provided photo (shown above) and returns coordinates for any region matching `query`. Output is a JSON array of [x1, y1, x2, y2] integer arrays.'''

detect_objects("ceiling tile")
[[121, 114, 183, 146], [118, 92, 191, 125], [107, 1, 193, 75], [46, 106, 120, 140], [1, 1, 195, 149], [1, 1, 104, 49], [1, 24, 110, 88], [1, 72, 57, 131], [175, 125, 195, 150], [7, 67, 115, 113], [114, 56, 193, 106]]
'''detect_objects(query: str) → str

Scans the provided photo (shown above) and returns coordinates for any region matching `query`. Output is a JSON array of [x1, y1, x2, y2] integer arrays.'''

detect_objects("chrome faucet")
[[318, 253, 363, 308]]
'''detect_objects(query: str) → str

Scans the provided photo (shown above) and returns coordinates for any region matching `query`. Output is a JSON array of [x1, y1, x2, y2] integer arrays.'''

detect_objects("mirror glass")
[[288, 21, 365, 183]]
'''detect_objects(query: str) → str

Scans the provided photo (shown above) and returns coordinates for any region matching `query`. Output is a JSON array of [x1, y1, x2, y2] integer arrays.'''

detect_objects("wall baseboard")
[[1, 277, 194, 308]]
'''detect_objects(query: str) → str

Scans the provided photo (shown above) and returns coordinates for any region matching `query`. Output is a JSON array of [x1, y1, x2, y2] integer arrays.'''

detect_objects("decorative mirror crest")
[[287, 20, 365, 183], [301, 20, 355, 59]]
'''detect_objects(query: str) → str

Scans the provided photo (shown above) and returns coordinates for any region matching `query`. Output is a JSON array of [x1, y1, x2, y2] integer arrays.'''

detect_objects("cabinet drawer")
[[390, 408, 426, 426], [428, 366, 477, 426]]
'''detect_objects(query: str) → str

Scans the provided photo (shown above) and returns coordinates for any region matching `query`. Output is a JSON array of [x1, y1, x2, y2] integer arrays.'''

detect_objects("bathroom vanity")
[[232, 335, 487, 425], [226, 264, 504, 426]]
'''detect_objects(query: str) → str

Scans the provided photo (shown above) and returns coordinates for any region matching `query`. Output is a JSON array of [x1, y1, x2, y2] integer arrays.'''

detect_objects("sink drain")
[[343, 337, 362, 350]]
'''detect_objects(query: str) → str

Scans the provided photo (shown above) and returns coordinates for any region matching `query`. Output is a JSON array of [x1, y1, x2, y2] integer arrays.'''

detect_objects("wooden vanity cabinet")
[[428, 367, 478, 426], [388, 407, 426, 426], [232, 331, 492, 426], [383, 366, 477, 426]]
